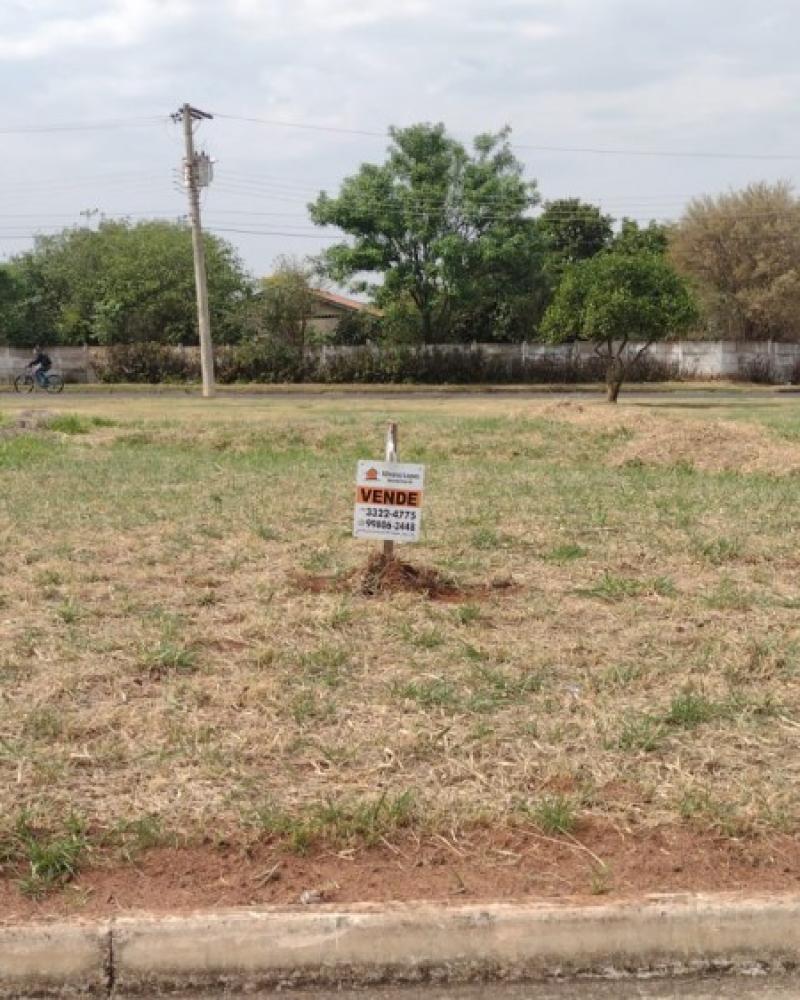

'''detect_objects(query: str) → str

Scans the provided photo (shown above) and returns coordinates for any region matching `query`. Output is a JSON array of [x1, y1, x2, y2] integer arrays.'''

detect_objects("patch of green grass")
[[580, 573, 676, 602], [35, 568, 63, 588], [616, 713, 663, 752], [111, 814, 168, 860], [403, 625, 446, 650], [677, 787, 746, 836], [302, 548, 335, 572], [299, 644, 350, 687], [395, 678, 460, 711], [663, 690, 721, 729], [523, 794, 578, 835], [703, 575, 756, 610], [328, 601, 353, 629], [693, 536, 742, 565], [46, 414, 92, 435], [544, 543, 588, 563], [471, 526, 502, 550], [467, 664, 542, 713], [4, 814, 90, 897], [650, 576, 678, 597], [0, 435, 56, 468], [141, 639, 197, 676], [290, 689, 335, 724], [56, 599, 81, 624], [253, 790, 417, 853], [454, 603, 482, 626], [22, 707, 63, 741]]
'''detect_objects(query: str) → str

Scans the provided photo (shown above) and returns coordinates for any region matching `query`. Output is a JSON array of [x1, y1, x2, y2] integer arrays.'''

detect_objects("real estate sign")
[[353, 460, 425, 543]]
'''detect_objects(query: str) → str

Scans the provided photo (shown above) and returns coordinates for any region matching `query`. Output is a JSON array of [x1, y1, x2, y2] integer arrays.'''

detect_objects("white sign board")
[[354, 460, 425, 543]]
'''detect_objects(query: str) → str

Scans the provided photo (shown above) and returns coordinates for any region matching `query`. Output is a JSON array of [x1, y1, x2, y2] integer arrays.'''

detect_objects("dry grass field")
[[2, 391, 800, 899]]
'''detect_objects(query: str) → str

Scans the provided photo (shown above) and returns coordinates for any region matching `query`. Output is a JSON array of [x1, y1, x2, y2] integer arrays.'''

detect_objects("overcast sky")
[[1, 0, 798, 278]]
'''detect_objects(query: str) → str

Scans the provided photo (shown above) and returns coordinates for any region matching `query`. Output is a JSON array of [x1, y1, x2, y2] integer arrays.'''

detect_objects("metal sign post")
[[383, 422, 398, 562]]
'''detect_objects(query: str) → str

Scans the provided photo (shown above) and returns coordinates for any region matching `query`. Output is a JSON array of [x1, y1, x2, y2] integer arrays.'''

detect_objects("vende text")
[[356, 487, 422, 508]]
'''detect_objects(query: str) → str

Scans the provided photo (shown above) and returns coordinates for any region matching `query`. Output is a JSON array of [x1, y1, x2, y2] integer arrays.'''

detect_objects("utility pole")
[[172, 103, 215, 398]]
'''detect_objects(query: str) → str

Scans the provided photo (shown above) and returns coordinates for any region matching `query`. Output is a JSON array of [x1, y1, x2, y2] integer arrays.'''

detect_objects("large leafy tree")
[[0, 265, 29, 345], [670, 182, 800, 340], [309, 123, 545, 343], [613, 219, 669, 256], [537, 198, 613, 270], [239, 256, 318, 350], [541, 251, 697, 402], [1, 219, 249, 346]]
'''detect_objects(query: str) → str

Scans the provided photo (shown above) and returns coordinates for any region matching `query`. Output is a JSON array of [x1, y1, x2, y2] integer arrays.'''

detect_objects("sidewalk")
[[3, 894, 800, 997]]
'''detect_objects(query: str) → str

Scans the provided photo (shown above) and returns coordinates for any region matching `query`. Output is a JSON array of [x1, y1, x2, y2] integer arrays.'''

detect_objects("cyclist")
[[26, 345, 53, 388]]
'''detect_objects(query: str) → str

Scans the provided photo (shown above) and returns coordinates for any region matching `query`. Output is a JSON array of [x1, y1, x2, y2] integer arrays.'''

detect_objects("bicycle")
[[14, 370, 65, 394]]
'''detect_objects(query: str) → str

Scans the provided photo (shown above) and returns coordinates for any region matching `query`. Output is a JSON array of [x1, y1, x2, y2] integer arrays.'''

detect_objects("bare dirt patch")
[[2, 823, 800, 923]]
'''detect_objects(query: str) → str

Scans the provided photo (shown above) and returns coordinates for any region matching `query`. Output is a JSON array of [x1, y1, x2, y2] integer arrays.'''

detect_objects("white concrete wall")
[[2, 341, 800, 383]]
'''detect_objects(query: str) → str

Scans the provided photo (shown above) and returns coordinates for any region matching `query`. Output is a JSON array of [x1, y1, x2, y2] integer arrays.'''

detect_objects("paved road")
[[182, 976, 800, 998], [4, 387, 797, 404]]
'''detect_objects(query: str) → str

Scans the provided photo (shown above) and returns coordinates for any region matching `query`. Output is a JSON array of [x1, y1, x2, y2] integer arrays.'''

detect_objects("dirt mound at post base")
[[359, 553, 460, 598], [294, 555, 514, 602]]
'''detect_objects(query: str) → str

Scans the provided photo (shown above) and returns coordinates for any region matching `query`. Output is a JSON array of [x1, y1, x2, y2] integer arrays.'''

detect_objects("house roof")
[[311, 289, 380, 315]]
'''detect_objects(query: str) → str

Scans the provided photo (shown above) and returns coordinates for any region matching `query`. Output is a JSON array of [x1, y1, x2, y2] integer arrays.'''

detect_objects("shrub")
[[736, 355, 779, 384], [91, 341, 687, 385], [93, 343, 199, 383], [216, 339, 308, 383]]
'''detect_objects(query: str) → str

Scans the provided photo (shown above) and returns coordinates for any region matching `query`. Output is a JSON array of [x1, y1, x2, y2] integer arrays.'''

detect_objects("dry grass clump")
[[534, 399, 800, 474], [608, 415, 800, 474]]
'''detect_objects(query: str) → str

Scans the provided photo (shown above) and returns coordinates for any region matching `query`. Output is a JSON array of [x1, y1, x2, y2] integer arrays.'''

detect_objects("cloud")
[[231, 0, 430, 34], [2, 0, 800, 275], [0, 0, 191, 59]]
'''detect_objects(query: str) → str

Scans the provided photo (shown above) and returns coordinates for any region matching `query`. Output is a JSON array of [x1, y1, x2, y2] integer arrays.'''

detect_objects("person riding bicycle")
[[26, 345, 53, 387]]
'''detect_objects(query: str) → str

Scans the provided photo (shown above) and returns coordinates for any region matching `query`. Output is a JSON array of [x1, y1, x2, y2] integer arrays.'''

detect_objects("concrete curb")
[[0, 921, 109, 997], [3, 895, 800, 997]]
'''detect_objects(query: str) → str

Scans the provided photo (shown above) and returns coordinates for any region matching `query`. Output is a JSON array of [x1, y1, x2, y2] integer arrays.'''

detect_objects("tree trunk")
[[606, 358, 624, 403], [421, 306, 433, 344]]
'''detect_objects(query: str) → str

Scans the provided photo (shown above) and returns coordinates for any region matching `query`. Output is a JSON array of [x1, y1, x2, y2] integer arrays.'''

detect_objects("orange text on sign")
[[356, 487, 422, 508]]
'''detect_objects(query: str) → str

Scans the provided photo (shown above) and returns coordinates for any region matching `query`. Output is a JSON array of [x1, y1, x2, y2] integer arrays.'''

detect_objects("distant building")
[[308, 289, 380, 336]]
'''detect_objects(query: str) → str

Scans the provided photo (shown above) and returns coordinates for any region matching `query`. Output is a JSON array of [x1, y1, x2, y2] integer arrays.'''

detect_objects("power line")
[[0, 117, 168, 135], [212, 112, 386, 139], [207, 227, 343, 239], [210, 111, 800, 162]]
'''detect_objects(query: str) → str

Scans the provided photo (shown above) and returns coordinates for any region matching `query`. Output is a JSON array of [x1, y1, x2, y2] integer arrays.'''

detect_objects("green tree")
[[670, 181, 800, 340], [0, 265, 29, 345], [541, 252, 697, 402], [4, 219, 249, 346], [241, 256, 319, 350], [538, 199, 613, 270], [309, 123, 545, 343], [613, 219, 669, 256]]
